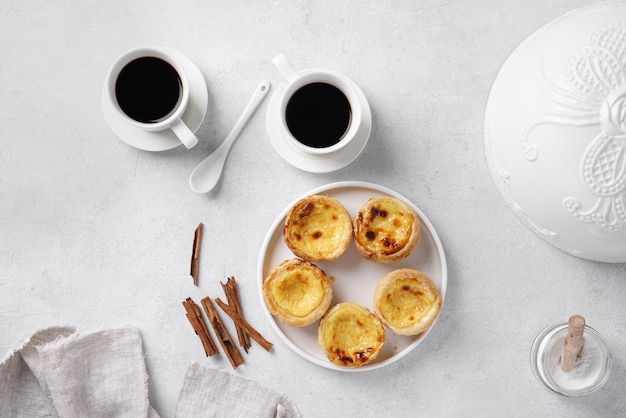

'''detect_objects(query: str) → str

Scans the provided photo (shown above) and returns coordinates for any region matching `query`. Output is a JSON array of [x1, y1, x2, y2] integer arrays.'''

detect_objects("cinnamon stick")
[[221, 277, 251, 352], [182, 297, 218, 356], [201, 296, 244, 369], [190, 223, 203, 286], [215, 297, 273, 352], [561, 315, 585, 372]]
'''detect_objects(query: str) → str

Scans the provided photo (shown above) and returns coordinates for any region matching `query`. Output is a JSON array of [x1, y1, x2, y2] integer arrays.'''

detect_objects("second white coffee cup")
[[273, 54, 362, 155]]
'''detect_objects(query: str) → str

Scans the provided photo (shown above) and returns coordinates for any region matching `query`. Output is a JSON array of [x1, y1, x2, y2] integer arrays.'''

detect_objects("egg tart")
[[353, 197, 420, 263], [283, 195, 352, 261], [317, 302, 385, 368], [374, 268, 441, 336], [263, 258, 333, 327]]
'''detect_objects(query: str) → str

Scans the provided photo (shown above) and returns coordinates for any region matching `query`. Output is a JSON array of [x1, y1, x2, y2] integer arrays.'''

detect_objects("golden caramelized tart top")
[[374, 268, 441, 336], [283, 195, 352, 261], [263, 258, 333, 327], [353, 197, 420, 263], [317, 302, 385, 368]]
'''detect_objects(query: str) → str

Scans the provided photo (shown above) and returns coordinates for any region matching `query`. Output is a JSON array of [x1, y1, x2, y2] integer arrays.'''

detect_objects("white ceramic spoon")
[[189, 80, 271, 193]]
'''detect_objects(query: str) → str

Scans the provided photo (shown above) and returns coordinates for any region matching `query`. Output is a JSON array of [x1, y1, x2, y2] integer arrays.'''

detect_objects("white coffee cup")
[[105, 47, 198, 149], [273, 53, 362, 155]]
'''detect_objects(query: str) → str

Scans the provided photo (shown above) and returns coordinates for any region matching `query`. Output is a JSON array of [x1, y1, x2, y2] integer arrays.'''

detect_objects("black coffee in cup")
[[115, 56, 182, 124], [286, 82, 351, 148]]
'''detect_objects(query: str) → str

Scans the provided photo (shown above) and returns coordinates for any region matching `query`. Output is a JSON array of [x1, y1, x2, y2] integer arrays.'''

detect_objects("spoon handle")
[[221, 80, 271, 149], [189, 80, 271, 194]]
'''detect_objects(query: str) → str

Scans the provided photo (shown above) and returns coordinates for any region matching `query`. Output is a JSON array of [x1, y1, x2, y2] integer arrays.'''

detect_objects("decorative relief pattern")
[[523, 22, 626, 231]]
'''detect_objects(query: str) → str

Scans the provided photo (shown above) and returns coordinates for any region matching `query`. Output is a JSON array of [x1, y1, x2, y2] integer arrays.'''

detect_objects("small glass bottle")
[[530, 320, 612, 396]]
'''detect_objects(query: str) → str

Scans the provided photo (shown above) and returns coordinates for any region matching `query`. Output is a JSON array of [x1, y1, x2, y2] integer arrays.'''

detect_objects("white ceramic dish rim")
[[256, 181, 448, 372]]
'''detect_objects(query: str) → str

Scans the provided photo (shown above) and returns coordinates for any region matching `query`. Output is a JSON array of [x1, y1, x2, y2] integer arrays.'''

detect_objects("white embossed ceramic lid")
[[484, 1, 626, 262]]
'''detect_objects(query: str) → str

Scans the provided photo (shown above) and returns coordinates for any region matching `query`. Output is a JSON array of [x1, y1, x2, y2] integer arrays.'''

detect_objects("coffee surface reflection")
[[286, 82, 351, 149], [115, 56, 183, 124]]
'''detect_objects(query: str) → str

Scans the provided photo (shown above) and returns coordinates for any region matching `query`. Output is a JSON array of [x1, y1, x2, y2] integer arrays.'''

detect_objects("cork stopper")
[[561, 315, 585, 372]]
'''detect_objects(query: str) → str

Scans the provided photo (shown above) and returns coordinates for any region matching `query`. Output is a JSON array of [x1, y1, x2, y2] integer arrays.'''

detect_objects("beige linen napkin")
[[1, 327, 300, 418], [0, 326, 159, 418], [176, 362, 300, 418]]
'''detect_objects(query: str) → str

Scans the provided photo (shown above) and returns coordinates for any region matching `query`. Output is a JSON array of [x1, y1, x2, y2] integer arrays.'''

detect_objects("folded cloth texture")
[[176, 363, 301, 418], [1, 327, 300, 418], [0, 326, 158, 418]]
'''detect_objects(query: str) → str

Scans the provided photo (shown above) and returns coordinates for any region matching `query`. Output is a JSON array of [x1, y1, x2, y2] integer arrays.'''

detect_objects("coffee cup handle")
[[169, 117, 199, 149], [273, 53, 299, 83]]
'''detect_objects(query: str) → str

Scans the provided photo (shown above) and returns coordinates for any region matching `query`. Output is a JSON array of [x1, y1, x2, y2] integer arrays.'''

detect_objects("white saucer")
[[266, 78, 371, 173], [102, 49, 208, 152]]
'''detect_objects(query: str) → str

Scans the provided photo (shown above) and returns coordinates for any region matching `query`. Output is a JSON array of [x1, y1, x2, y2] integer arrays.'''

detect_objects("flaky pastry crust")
[[353, 197, 420, 263], [317, 302, 385, 368], [263, 258, 333, 327], [283, 195, 353, 262], [373, 268, 441, 336]]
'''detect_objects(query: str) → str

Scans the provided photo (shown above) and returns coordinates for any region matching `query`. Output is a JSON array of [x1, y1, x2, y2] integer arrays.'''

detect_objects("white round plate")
[[101, 48, 208, 152], [266, 78, 371, 173], [257, 181, 447, 371]]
